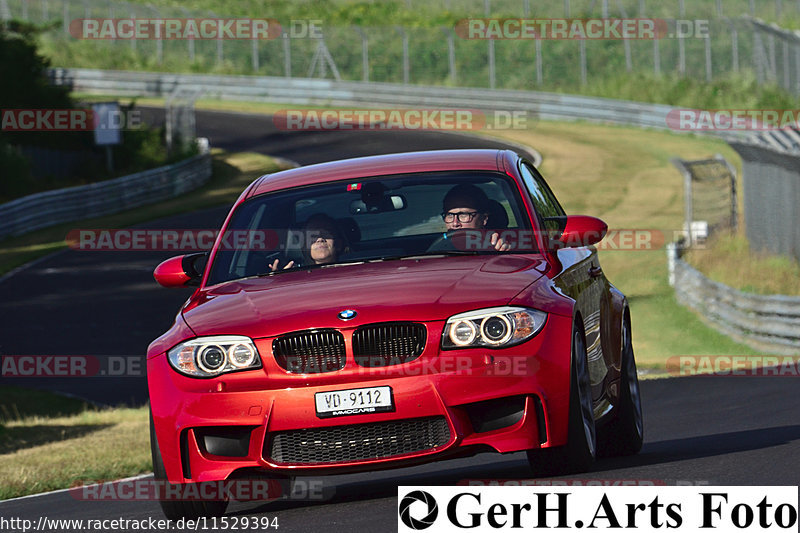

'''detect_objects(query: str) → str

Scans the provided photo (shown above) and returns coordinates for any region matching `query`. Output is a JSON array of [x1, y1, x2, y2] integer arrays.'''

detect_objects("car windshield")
[[206, 171, 536, 285]]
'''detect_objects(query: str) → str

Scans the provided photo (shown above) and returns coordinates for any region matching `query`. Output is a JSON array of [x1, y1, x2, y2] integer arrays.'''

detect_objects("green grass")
[[0, 386, 149, 500], [684, 233, 800, 296]]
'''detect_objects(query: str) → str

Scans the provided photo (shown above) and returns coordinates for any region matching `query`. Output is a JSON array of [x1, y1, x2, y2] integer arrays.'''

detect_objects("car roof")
[[248, 149, 518, 198]]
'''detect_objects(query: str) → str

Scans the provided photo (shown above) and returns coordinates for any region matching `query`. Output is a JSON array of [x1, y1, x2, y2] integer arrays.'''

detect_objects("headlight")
[[442, 307, 546, 349], [168, 336, 262, 378]]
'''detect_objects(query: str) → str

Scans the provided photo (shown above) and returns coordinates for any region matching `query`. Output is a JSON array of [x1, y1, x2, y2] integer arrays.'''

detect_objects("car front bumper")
[[148, 313, 573, 483]]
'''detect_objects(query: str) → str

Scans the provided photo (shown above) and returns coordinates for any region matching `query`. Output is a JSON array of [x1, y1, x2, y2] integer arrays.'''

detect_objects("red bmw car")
[[147, 149, 643, 519]]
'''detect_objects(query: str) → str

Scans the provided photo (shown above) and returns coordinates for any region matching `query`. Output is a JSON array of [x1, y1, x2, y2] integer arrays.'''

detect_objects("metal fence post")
[[180, 7, 195, 62], [62, 0, 68, 35], [485, 0, 495, 89], [784, 39, 791, 89], [731, 25, 739, 72], [441, 26, 456, 84], [754, 29, 766, 84], [353, 26, 369, 82], [22, 0, 28, 21], [579, 40, 587, 85], [704, 34, 712, 81], [535, 38, 543, 84], [283, 33, 291, 78], [768, 33, 777, 82], [148, 4, 163, 65], [624, 40, 632, 72], [795, 43, 800, 95], [394, 26, 409, 84], [678, 0, 685, 75], [653, 37, 660, 75], [108, 0, 115, 44], [563, 0, 570, 17], [715, 154, 738, 232], [42, 0, 48, 23], [131, 10, 136, 52], [251, 35, 259, 72], [209, 10, 223, 66], [488, 38, 496, 88], [683, 163, 692, 244]]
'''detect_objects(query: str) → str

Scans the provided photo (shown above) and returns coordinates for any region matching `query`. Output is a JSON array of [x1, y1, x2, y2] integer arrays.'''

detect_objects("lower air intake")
[[267, 416, 450, 464]]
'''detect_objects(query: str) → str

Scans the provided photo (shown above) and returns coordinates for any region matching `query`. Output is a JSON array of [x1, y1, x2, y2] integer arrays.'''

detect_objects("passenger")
[[269, 213, 343, 271], [438, 184, 510, 251]]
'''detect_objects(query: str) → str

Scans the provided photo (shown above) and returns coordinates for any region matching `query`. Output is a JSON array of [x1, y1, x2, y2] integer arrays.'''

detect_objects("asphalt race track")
[[1, 110, 799, 531]]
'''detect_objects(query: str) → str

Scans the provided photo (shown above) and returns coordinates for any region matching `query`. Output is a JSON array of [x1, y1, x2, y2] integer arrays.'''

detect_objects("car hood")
[[182, 255, 548, 338]]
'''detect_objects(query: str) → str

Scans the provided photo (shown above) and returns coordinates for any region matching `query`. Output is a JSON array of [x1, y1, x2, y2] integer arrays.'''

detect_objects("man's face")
[[443, 206, 487, 230]]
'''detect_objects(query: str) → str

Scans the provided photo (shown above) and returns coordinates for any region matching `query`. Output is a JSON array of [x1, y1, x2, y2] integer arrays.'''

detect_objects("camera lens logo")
[[399, 490, 438, 530]]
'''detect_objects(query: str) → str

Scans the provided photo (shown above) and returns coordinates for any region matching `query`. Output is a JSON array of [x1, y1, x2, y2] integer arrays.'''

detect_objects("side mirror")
[[153, 253, 207, 288], [558, 215, 607, 248]]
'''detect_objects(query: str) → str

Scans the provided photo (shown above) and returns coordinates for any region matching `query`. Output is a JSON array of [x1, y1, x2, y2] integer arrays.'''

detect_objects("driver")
[[438, 184, 510, 251]]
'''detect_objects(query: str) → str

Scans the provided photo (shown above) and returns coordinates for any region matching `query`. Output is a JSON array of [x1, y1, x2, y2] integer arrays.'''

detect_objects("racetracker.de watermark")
[[66, 228, 679, 252], [460, 479, 712, 487], [66, 229, 279, 251], [1, 355, 144, 377], [667, 108, 800, 131], [455, 18, 710, 40], [69, 18, 282, 40], [69, 478, 325, 502], [666, 356, 800, 377], [272, 109, 534, 131], [1, 108, 141, 132]]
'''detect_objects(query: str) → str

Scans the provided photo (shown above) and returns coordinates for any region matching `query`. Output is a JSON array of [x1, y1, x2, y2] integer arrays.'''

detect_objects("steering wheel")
[[426, 230, 472, 253]]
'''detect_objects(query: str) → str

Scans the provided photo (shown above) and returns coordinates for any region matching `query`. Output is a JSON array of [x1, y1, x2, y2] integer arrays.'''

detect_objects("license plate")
[[315, 386, 393, 418]]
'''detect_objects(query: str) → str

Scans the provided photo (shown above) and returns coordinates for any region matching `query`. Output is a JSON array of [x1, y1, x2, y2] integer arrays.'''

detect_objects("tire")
[[528, 321, 596, 475], [150, 410, 228, 520], [597, 312, 644, 457]]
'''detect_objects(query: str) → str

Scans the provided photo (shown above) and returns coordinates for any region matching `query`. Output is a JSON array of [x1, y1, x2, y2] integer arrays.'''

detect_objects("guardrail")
[[50, 68, 687, 132], [0, 152, 212, 240], [668, 245, 800, 354]]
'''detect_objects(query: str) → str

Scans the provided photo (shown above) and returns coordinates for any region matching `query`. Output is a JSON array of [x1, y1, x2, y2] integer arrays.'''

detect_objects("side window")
[[519, 162, 565, 237]]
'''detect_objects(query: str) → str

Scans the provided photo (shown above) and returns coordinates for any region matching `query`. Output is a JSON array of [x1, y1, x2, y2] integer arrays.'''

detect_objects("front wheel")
[[597, 312, 644, 457], [528, 321, 596, 475], [150, 410, 228, 520]]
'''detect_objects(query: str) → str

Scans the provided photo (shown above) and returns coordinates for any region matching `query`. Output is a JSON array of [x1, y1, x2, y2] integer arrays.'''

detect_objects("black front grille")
[[273, 329, 346, 374], [267, 416, 450, 464], [352, 322, 426, 367]]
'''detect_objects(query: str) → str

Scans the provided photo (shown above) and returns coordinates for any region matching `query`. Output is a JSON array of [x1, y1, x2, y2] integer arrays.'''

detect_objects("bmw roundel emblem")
[[338, 309, 357, 321]]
